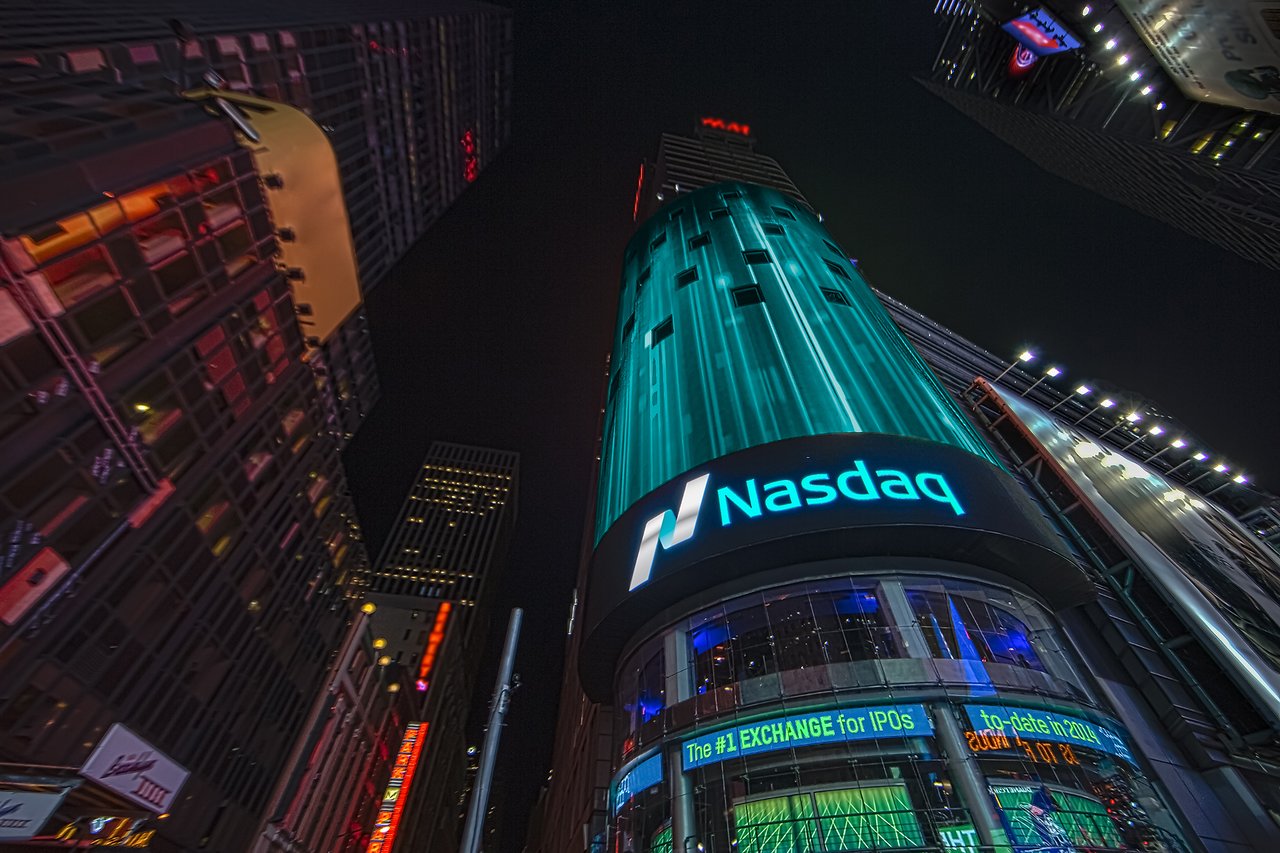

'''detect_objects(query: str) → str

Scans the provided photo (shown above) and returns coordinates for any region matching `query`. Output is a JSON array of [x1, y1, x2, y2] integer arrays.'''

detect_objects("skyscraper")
[[0, 77, 368, 850], [0, 0, 514, 444], [356, 441, 519, 853], [924, 1, 1280, 271], [535, 122, 1280, 853]]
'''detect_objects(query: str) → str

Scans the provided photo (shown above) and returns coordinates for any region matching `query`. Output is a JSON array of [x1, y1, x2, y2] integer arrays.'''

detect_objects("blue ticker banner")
[[610, 750, 662, 815], [682, 704, 933, 771], [964, 704, 1134, 765]]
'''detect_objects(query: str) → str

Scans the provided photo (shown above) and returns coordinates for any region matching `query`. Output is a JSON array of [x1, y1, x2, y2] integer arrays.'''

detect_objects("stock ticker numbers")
[[964, 728, 1081, 766]]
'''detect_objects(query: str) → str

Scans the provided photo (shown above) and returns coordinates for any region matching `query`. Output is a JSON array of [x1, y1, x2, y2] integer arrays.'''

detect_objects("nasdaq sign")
[[629, 461, 964, 591]]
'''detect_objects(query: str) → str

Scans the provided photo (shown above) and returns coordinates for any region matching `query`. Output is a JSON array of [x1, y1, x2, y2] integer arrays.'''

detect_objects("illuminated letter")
[[875, 470, 919, 500], [915, 473, 964, 515], [717, 479, 761, 525], [837, 460, 877, 501], [629, 473, 711, 591], [801, 473, 837, 505], [763, 479, 801, 512]]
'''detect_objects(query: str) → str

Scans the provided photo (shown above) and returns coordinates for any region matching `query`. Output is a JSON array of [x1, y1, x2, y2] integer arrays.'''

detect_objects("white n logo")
[[628, 473, 711, 591]]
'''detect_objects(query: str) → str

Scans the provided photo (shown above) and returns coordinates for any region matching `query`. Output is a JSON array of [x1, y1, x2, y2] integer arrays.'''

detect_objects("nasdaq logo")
[[629, 474, 710, 591], [628, 462, 964, 593]]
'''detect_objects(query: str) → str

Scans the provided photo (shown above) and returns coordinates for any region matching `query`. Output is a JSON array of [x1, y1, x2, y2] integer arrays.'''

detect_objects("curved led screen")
[[579, 433, 1087, 698], [596, 182, 1000, 543]]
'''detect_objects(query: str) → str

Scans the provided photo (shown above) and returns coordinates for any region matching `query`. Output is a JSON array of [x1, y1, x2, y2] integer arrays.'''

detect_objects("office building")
[[924, 1, 1280, 272], [0, 0, 514, 445], [536, 123, 1280, 853], [252, 609, 417, 853], [0, 76, 370, 850], [351, 441, 518, 853]]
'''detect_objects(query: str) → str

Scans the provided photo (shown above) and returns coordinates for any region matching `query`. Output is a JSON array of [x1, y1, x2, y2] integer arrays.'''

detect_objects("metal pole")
[[458, 608, 523, 853]]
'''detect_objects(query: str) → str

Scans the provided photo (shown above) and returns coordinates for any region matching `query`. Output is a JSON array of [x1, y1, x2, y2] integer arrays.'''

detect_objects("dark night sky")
[[343, 2, 1280, 849]]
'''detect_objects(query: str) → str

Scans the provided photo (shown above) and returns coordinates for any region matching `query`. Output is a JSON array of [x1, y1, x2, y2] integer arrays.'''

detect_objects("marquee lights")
[[699, 116, 751, 136], [965, 728, 1082, 765], [366, 722, 427, 853]]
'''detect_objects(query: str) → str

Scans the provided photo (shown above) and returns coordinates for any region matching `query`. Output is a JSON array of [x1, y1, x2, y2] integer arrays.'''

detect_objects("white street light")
[[1021, 365, 1063, 396], [1166, 447, 1202, 476], [1147, 437, 1186, 465], [1048, 384, 1092, 412], [993, 349, 1036, 384], [1098, 411, 1141, 440], [1073, 397, 1116, 425], [1121, 423, 1163, 452]]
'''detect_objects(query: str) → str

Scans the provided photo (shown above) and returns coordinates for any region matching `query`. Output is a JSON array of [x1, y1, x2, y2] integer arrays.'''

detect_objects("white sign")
[[80, 724, 189, 814], [1117, 1, 1280, 115], [0, 789, 66, 841]]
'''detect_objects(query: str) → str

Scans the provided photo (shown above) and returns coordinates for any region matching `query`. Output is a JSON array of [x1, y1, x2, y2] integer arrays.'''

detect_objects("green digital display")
[[734, 784, 924, 853], [597, 182, 999, 542]]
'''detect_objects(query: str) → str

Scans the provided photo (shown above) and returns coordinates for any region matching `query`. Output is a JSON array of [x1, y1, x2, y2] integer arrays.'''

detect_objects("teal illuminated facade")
[[596, 182, 997, 541], [568, 128, 1195, 853]]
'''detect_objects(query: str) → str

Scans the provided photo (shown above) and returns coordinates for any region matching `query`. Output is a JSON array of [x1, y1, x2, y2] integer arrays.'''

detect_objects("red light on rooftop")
[[700, 116, 751, 136]]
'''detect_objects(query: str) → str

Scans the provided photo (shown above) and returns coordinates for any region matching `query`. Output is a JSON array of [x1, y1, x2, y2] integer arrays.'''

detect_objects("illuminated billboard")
[[367, 722, 427, 853], [995, 386, 1280, 724], [1001, 8, 1082, 56], [1117, 1, 1280, 115], [596, 182, 1000, 543], [580, 432, 1087, 697]]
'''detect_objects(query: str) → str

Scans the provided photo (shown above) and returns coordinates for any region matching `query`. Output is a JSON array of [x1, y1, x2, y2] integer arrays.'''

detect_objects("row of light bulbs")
[[1079, 4, 1167, 107], [996, 349, 1248, 491]]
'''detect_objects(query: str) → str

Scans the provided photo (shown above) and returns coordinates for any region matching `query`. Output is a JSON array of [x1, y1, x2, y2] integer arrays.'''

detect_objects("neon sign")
[[416, 602, 451, 689], [460, 130, 478, 183], [1008, 45, 1039, 77], [632, 162, 644, 222], [1001, 8, 1081, 56], [366, 722, 427, 852], [630, 462, 966, 591], [681, 703, 932, 771], [700, 116, 751, 136]]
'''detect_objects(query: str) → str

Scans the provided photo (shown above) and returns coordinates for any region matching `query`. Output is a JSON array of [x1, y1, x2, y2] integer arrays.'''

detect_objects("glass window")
[[730, 604, 775, 681], [907, 589, 1045, 672]]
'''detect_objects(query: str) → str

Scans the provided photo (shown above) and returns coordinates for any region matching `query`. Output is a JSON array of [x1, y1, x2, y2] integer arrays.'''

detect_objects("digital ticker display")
[[682, 703, 933, 771]]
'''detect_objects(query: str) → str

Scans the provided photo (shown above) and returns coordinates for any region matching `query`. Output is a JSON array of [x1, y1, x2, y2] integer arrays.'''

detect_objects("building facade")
[[924, 1, 1280, 272], [0, 77, 370, 850], [536, 125, 1280, 853], [0, 0, 514, 446], [353, 441, 519, 853]]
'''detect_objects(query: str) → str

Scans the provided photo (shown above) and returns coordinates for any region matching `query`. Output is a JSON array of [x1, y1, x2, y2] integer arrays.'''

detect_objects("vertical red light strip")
[[416, 602, 451, 690], [632, 162, 644, 222], [366, 722, 428, 853]]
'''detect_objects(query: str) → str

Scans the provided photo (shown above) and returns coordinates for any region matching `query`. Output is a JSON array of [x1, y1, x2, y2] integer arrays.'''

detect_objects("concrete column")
[[931, 702, 1011, 853], [667, 742, 696, 853]]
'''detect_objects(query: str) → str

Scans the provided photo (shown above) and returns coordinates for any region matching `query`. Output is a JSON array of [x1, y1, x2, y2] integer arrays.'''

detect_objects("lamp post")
[[1073, 397, 1116, 425], [1098, 412, 1141, 441], [1146, 438, 1186, 465], [1167, 451, 1208, 477], [1121, 424, 1163, 452], [992, 349, 1035, 384], [1048, 385, 1091, 413], [1020, 366, 1062, 396], [1207, 474, 1248, 497], [1186, 463, 1229, 488]]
